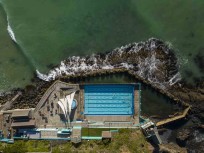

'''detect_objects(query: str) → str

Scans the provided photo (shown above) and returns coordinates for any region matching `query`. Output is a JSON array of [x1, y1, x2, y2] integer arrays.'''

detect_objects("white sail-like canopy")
[[66, 92, 75, 113], [58, 98, 68, 118], [57, 92, 76, 119], [57, 100, 66, 116]]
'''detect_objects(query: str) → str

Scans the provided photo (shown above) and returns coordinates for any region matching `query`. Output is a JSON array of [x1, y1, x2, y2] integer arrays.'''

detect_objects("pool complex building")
[[0, 81, 142, 143]]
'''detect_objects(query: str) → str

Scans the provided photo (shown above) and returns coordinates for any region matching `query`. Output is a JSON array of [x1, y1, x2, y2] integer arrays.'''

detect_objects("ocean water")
[[0, 0, 204, 91], [0, 4, 34, 92]]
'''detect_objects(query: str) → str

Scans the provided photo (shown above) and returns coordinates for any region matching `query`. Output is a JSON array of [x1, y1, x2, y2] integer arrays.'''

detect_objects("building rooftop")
[[11, 120, 35, 128], [11, 109, 31, 118], [102, 131, 112, 138]]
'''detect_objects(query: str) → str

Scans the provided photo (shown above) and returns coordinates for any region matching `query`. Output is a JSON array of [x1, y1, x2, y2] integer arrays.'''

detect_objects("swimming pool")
[[84, 84, 134, 115]]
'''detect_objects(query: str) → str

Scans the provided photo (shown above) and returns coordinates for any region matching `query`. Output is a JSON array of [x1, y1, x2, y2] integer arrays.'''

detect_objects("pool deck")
[[83, 84, 140, 124], [78, 86, 85, 119], [134, 89, 139, 116], [85, 115, 132, 122], [31, 82, 141, 129]]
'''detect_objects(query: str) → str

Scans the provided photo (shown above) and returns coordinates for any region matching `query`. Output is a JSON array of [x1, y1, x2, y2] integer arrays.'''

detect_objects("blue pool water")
[[84, 84, 135, 115], [71, 99, 77, 109]]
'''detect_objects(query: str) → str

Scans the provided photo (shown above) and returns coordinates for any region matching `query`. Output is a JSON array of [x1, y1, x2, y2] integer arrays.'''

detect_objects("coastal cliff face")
[[0, 38, 203, 152]]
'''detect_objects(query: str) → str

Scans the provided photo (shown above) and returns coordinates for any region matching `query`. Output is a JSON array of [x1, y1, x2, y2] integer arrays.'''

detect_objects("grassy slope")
[[0, 130, 151, 153], [53, 129, 152, 153], [81, 128, 117, 137], [0, 140, 50, 153]]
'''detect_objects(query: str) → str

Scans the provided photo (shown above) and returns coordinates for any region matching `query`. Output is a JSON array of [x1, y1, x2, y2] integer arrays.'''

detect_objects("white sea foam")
[[7, 20, 17, 43], [165, 41, 173, 49], [169, 72, 181, 86], [36, 38, 182, 89], [193, 130, 204, 143], [36, 70, 50, 81]]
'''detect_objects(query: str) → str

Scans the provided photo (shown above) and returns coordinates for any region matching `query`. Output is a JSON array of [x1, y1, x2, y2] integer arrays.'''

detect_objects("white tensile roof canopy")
[[57, 92, 75, 119]]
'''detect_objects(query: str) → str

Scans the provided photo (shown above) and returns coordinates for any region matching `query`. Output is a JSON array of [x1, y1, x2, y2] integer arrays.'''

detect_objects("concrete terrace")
[[0, 81, 141, 142]]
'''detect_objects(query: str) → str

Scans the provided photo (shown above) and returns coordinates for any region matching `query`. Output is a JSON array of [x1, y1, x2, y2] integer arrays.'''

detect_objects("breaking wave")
[[7, 19, 17, 43], [0, 2, 36, 73], [37, 38, 181, 89]]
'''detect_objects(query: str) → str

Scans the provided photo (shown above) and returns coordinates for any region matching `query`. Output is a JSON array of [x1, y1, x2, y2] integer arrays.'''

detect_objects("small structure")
[[141, 121, 162, 145], [71, 127, 81, 143], [57, 129, 72, 138], [11, 120, 35, 128], [11, 109, 35, 128], [102, 131, 112, 140], [12, 109, 31, 121]]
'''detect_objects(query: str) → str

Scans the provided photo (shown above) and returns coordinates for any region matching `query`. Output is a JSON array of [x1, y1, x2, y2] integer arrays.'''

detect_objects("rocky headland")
[[0, 38, 203, 152]]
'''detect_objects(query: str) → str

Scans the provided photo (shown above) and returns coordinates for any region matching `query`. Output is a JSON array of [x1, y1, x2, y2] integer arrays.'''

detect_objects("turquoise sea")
[[0, 0, 204, 91]]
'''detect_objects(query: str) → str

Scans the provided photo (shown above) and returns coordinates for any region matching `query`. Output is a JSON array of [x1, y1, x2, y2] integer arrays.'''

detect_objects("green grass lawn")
[[81, 128, 117, 137], [0, 140, 50, 153]]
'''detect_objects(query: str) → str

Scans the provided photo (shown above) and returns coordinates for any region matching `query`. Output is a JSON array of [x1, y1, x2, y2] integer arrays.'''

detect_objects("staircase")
[[71, 127, 81, 143]]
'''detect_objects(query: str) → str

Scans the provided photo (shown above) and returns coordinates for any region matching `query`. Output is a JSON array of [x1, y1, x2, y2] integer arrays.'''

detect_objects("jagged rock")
[[36, 38, 181, 89], [176, 129, 191, 146], [159, 143, 187, 153], [186, 130, 204, 153]]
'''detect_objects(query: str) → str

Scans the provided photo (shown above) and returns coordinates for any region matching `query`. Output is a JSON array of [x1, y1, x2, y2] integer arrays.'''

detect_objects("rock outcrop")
[[37, 38, 181, 89], [159, 143, 187, 153]]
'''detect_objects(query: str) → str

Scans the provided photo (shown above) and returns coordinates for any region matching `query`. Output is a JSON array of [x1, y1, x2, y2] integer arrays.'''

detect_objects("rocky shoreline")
[[0, 38, 203, 152]]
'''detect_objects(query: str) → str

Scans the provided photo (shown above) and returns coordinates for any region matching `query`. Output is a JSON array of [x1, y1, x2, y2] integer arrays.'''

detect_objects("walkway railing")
[[156, 106, 191, 127]]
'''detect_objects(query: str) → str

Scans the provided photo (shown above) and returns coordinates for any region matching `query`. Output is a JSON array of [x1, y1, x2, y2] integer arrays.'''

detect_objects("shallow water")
[[0, 0, 204, 91], [0, 5, 34, 92]]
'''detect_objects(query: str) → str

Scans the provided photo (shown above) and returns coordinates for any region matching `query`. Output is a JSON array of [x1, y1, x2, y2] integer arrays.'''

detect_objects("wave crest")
[[7, 19, 17, 43]]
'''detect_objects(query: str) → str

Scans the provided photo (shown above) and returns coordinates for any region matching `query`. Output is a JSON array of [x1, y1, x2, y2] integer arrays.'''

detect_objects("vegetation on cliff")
[[52, 129, 152, 153], [0, 129, 152, 153], [0, 140, 50, 153]]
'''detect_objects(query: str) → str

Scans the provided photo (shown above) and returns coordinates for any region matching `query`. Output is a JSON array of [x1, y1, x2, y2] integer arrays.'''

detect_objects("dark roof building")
[[11, 109, 31, 118], [11, 120, 35, 128]]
